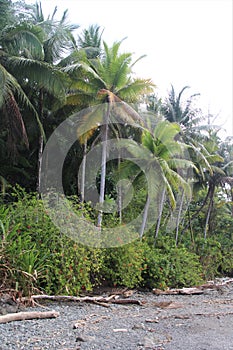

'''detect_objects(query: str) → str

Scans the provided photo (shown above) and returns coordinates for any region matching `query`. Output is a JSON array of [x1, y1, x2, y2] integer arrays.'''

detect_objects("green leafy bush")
[[0, 188, 104, 295], [195, 237, 233, 280], [1, 186, 232, 297], [101, 241, 144, 288], [141, 240, 203, 289]]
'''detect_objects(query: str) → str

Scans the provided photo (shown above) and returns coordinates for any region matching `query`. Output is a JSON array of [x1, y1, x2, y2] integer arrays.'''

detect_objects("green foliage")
[[0, 189, 104, 295], [100, 241, 144, 288], [1, 185, 232, 297], [141, 239, 203, 289], [194, 237, 233, 280]]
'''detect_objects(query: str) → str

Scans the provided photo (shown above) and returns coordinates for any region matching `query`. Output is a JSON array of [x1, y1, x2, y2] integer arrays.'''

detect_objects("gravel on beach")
[[0, 280, 233, 350]]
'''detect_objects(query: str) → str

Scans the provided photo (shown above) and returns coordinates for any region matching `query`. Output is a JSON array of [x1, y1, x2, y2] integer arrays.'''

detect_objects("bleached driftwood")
[[0, 310, 59, 324], [153, 279, 233, 295], [152, 287, 204, 295], [20, 294, 143, 306]]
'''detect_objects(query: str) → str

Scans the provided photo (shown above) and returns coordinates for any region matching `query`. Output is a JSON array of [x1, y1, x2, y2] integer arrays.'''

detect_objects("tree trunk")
[[175, 189, 185, 246], [188, 207, 195, 246], [231, 187, 233, 217], [139, 195, 150, 239], [97, 103, 110, 228], [117, 152, 122, 224], [80, 139, 87, 202], [204, 185, 215, 240], [181, 185, 211, 236], [154, 187, 166, 244], [36, 134, 43, 193], [37, 88, 44, 194]]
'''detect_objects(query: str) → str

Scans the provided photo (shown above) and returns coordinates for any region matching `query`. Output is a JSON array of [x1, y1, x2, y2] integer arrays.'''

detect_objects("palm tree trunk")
[[117, 152, 122, 224], [175, 189, 185, 246], [80, 139, 87, 202], [154, 187, 166, 245], [97, 103, 110, 228], [188, 207, 195, 246], [204, 185, 215, 240], [37, 88, 44, 194], [181, 185, 211, 236], [231, 187, 233, 217], [139, 195, 150, 239], [36, 134, 43, 193]]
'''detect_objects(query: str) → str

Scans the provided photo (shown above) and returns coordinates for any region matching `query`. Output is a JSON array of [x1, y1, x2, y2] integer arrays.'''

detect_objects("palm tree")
[[142, 120, 195, 242], [119, 119, 195, 241], [160, 85, 224, 240], [77, 24, 103, 59], [162, 85, 201, 126], [220, 137, 233, 216], [71, 24, 104, 201], [26, 1, 79, 191], [65, 39, 154, 227], [200, 132, 233, 239], [0, 1, 79, 191], [179, 129, 225, 239]]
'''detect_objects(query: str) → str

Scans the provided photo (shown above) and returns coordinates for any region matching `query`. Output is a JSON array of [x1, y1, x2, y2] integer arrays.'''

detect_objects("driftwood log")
[[20, 294, 142, 306], [0, 310, 59, 324], [153, 279, 233, 295], [153, 287, 204, 295]]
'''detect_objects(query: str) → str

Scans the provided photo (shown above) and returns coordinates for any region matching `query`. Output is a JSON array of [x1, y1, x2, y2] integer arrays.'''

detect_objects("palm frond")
[[5, 56, 67, 101], [0, 62, 45, 140], [118, 78, 155, 102], [206, 154, 224, 164], [1, 22, 45, 59]]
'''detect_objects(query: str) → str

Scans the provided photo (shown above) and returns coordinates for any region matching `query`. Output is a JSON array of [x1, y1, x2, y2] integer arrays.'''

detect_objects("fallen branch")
[[153, 279, 233, 295], [0, 310, 59, 324], [20, 294, 143, 306], [153, 287, 204, 295], [111, 298, 142, 305]]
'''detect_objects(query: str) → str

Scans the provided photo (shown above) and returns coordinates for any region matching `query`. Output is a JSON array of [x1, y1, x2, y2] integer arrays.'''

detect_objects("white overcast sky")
[[37, 0, 232, 138]]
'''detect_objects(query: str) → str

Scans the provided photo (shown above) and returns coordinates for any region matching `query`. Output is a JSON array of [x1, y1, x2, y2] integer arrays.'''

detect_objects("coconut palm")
[[67, 24, 104, 200], [65, 39, 154, 226], [159, 85, 223, 239], [77, 24, 103, 59], [162, 85, 201, 126], [142, 120, 196, 242], [118, 119, 195, 241], [199, 132, 233, 238], [0, 1, 78, 190]]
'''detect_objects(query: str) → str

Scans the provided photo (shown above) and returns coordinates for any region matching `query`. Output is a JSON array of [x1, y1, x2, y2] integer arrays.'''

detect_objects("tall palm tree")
[[179, 130, 225, 239], [71, 24, 104, 201], [141, 120, 195, 242], [26, 1, 78, 191], [160, 85, 224, 239], [65, 39, 154, 227], [118, 119, 195, 240], [0, 1, 78, 190]]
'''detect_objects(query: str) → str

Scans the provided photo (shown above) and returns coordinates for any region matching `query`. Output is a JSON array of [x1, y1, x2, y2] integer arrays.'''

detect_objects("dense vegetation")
[[0, 0, 232, 296]]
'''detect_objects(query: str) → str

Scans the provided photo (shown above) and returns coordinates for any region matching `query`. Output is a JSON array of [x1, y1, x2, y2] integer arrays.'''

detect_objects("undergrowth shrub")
[[101, 241, 145, 288], [1, 187, 232, 296], [0, 188, 104, 295], [141, 239, 203, 289], [194, 237, 233, 280]]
